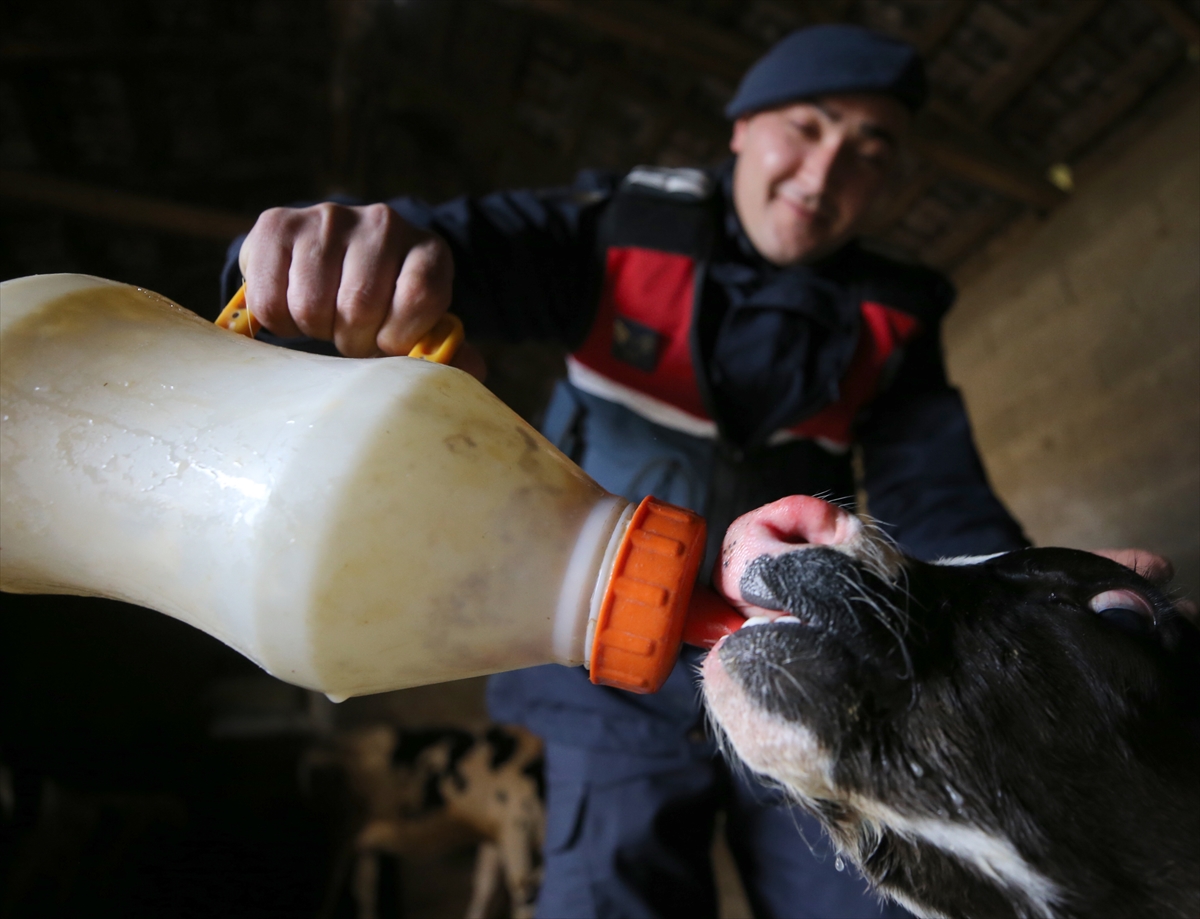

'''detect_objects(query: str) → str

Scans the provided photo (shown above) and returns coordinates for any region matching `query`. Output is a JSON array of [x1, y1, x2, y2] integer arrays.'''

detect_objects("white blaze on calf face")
[[701, 625, 836, 799], [849, 796, 1062, 919], [933, 552, 1008, 567], [705, 495, 901, 799]]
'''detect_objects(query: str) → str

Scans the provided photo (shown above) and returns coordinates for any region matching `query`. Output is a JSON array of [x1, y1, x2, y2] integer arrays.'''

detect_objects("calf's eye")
[[1089, 589, 1155, 635]]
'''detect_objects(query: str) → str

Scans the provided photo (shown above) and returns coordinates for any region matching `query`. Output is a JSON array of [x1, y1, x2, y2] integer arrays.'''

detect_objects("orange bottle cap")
[[589, 496, 708, 694]]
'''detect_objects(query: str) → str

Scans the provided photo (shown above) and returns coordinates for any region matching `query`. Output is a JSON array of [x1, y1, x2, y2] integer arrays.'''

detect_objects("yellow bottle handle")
[[215, 282, 464, 364], [215, 283, 259, 337]]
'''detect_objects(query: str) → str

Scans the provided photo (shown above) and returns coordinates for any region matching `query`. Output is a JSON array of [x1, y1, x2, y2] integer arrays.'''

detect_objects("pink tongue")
[[682, 585, 746, 649]]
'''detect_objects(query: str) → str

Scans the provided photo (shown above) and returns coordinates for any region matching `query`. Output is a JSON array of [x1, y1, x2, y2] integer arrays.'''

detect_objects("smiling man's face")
[[730, 93, 909, 266]]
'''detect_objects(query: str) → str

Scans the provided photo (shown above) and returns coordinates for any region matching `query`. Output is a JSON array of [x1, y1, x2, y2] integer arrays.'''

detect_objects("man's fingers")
[[238, 203, 455, 357], [1091, 548, 1198, 619], [334, 204, 404, 357], [287, 203, 353, 341], [241, 208, 300, 338], [376, 234, 454, 356], [1091, 548, 1174, 584]]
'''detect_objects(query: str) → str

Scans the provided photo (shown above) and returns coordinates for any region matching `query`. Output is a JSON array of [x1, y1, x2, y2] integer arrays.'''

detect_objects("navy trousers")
[[532, 743, 912, 919]]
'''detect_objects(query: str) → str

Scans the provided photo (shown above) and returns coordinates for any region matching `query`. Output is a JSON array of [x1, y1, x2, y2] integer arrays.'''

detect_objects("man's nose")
[[797, 138, 845, 196]]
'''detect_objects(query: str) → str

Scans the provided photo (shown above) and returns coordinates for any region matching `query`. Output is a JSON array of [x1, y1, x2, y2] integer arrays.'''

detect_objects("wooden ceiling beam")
[[0, 170, 255, 240], [512, 0, 755, 83], [1048, 32, 1185, 164], [0, 37, 325, 65], [1143, 0, 1200, 49], [588, 58, 726, 134], [924, 197, 1017, 271], [863, 162, 942, 235], [970, 0, 1105, 123], [912, 110, 1066, 210], [914, 0, 972, 54], [784, 0, 856, 25]]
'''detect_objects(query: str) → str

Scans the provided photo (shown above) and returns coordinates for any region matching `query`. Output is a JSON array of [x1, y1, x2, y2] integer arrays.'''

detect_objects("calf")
[[702, 496, 1199, 919], [303, 724, 544, 919]]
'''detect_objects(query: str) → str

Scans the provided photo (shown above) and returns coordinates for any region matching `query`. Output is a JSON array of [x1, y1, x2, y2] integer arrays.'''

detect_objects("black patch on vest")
[[600, 184, 716, 257], [612, 315, 662, 372]]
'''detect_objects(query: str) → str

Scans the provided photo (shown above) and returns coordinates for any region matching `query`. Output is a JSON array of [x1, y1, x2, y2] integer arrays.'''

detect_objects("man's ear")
[[730, 117, 749, 154]]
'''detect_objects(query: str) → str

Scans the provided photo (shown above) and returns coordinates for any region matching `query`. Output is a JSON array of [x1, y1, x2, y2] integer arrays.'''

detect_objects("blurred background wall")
[[946, 79, 1199, 600]]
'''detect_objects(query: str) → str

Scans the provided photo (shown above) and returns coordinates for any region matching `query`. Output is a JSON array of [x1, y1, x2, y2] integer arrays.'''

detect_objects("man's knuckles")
[[375, 239, 454, 356], [334, 288, 389, 357], [287, 286, 336, 340], [404, 234, 454, 287], [359, 201, 404, 241], [1092, 548, 1174, 584], [249, 206, 295, 242], [240, 202, 455, 355]]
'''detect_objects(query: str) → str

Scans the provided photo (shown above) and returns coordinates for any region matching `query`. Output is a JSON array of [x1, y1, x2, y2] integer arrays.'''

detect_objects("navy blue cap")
[[725, 24, 927, 119]]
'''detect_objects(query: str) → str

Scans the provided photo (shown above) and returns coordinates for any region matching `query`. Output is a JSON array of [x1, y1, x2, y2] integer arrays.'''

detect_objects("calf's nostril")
[[765, 523, 811, 546], [748, 495, 858, 551]]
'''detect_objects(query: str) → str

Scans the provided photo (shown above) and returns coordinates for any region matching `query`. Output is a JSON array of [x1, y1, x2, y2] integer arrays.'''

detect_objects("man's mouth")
[[773, 188, 832, 226], [779, 200, 822, 226]]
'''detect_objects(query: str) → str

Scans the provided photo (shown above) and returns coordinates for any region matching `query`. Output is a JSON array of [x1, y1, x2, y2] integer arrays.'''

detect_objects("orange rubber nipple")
[[682, 585, 747, 650]]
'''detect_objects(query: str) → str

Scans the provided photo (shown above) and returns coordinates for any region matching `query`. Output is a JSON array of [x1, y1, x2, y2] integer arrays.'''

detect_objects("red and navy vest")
[[566, 166, 925, 453]]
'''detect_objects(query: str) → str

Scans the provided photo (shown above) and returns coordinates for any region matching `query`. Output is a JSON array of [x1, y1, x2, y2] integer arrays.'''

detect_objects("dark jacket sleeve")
[[392, 176, 614, 346], [220, 173, 617, 348], [856, 322, 1030, 560]]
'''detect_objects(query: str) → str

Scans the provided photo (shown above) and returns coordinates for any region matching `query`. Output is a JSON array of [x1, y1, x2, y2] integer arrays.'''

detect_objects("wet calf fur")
[[702, 497, 1200, 919]]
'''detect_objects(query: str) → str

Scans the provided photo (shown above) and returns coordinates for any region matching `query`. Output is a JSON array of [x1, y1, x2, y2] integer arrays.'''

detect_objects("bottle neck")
[[550, 496, 635, 668]]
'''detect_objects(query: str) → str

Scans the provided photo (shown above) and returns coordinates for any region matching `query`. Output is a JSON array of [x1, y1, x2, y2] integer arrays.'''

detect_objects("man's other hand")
[[1092, 548, 1198, 621], [238, 202, 455, 360]]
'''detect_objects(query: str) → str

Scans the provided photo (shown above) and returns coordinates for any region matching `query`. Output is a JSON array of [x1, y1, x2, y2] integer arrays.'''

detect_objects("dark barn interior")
[[2, 1, 1198, 917]]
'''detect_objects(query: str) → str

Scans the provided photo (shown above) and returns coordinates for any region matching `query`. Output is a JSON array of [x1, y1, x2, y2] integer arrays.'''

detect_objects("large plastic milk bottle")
[[0, 274, 741, 700]]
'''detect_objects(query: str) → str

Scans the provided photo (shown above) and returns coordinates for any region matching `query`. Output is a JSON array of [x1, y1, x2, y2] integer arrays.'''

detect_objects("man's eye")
[[1089, 589, 1155, 635], [788, 120, 820, 140], [856, 147, 890, 170]]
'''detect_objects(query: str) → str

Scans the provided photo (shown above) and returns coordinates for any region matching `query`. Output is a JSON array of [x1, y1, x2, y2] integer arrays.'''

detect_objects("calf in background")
[[303, 724, 544, 919]]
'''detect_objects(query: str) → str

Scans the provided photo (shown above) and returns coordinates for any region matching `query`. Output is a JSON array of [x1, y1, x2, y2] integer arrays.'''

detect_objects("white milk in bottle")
[[1, 275, 735, 700]]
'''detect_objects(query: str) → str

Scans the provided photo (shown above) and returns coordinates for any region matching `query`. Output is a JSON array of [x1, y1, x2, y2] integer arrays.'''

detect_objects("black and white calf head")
[[703, 496, 1200, 919]]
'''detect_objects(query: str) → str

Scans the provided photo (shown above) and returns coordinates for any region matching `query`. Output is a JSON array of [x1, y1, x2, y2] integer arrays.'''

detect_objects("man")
[[226, 25, 1026, 918]]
